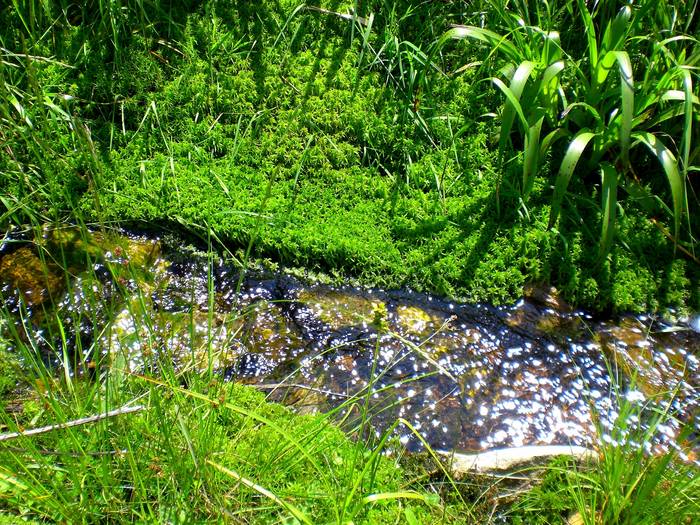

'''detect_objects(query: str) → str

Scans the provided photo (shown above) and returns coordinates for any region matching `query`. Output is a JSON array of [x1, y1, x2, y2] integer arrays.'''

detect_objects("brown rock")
[[0, 247, 63, 306]]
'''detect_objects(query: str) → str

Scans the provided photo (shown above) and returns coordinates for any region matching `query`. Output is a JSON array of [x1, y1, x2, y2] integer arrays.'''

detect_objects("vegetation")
[[0, 0, 698, 523], [508, 388, 700, 525], [1, 0, 698, 312], [444, 0, 699, 260]]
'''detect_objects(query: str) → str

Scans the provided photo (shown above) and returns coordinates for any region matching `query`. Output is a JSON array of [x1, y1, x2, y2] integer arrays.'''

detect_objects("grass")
[[443, 0, 700, 261], [506, 387, 700, 525], [0, 0, 697, 313], [0, 0, 699, 523]]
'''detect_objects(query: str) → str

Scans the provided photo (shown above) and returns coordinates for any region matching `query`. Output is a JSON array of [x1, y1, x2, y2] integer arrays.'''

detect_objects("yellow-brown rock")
[[0, 247, 63, 306]]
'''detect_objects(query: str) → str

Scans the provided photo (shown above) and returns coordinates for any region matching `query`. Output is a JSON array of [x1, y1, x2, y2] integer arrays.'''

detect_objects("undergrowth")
[[0, 2, 699, 523], [0, 0, 697, 312]]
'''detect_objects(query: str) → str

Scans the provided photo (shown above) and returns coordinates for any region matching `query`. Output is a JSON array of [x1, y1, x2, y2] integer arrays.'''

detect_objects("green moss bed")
[[1, 1, 697, 313]]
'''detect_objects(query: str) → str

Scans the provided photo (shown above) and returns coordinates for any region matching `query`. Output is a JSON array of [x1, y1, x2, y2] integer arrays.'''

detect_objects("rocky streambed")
[[1, 226, 698, 458]]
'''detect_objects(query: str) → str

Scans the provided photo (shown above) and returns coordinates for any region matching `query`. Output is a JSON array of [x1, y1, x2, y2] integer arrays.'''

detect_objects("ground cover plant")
[[0, 0, 699, 523], [1, 0, 698, 312]]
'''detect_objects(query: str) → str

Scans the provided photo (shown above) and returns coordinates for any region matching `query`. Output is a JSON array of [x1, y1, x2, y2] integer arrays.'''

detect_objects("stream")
[[1, 226, 698, 457]]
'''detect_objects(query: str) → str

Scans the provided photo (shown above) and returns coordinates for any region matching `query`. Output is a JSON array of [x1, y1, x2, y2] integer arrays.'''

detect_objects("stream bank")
[[2, 226, 697, 458]]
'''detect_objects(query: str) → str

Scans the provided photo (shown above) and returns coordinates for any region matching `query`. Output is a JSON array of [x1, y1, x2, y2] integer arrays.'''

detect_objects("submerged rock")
[[598, 316, 696, 398], [44, 227, 161, 270], [0, 247, 63, 306], [523, 282, 571, 312], [296, 288, 385, 330], [394, 305, 448, 338]]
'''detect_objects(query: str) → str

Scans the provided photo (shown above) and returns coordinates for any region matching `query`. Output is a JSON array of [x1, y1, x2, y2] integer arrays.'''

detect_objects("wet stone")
[[393, 305, 448, 338], [598, 316, 699, 398], [296, 288, 385, 331], [0, 247, 64, 307], [523, 282, 571, 312], [44, 227, 161, 270]]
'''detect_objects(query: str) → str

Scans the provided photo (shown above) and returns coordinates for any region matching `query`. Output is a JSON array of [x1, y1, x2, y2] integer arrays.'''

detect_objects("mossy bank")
[[1, 1, 697, 315]]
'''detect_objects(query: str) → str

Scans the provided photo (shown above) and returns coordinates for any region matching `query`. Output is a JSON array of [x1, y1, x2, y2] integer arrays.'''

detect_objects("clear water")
[[2, 228, 698, 457]]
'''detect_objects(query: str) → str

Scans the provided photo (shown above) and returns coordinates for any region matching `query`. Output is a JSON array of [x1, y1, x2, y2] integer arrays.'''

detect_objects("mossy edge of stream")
[[1, 2, 696, 315]]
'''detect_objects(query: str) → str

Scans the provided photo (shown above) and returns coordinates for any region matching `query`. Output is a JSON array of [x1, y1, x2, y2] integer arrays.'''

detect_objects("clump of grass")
[[443, 0, 700, 261], [0, 223, 472, 523], [506, 383, 700, 525]]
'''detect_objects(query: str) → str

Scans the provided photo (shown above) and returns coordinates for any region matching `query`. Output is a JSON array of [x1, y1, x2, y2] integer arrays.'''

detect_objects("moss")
[[3, 0, 697, 314]]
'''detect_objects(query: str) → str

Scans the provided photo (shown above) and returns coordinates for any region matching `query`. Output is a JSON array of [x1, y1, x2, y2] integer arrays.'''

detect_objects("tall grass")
[[443, 0, 700, 258], [0, 223, 465, 523], [510, 383, 700, 524]]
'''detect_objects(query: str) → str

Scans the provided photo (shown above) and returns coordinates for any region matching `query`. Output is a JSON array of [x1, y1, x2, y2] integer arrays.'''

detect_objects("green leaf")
[[659, 89, 700, 105], [599, 162, 618, 259], [540, 60, 565, 111], [523, 114, 544, 197], [601, 5, 631, 54], [611, 51, 634, 166], [539, 127, 568, 160], [633, 132, 685, 246], [494, 61, 534, 156], [542, 60, 565, 87], [549, 130, 597, 229], [561, 102, 604, 128], [8, 94, 32, 128], [576, 0, 598, 72], [445, 25, 520, 63], [541, 31, 562, 65], [680, 69, 693, 178]]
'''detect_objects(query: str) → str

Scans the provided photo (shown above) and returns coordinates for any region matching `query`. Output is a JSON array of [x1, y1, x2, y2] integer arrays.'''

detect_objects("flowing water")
[[1, 227, 698, 457]]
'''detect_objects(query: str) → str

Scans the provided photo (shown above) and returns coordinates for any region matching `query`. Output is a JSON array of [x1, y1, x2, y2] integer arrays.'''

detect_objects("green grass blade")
[[539, 127, 568, 160], [542, 31, 562, 65], [659, 89, 700, 105], [549, 130, 597, 229], [540, 60, 565, 111], [680, 69, 693, 177], [362, 491, 435, 505], [523, 114, 544, 197], [611, 51, 634, 166], [493, 61, 534, 156], [599, 162, 618, 259], [575, 0, 598, 72], [542, 60, 565, 87], [633, 132, 685, 246], [601, 5, 631, 54], [560, 101, 604, 128], [207, 460, 313, 525], [444, 25, 520, 63]]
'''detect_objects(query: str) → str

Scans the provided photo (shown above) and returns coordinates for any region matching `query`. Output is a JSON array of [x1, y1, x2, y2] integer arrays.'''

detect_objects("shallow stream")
[[1, 227, 698, 456]]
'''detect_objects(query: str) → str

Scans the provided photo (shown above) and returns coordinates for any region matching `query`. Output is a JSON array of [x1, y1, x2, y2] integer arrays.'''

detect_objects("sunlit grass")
[[0, 1, 698, 522]]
